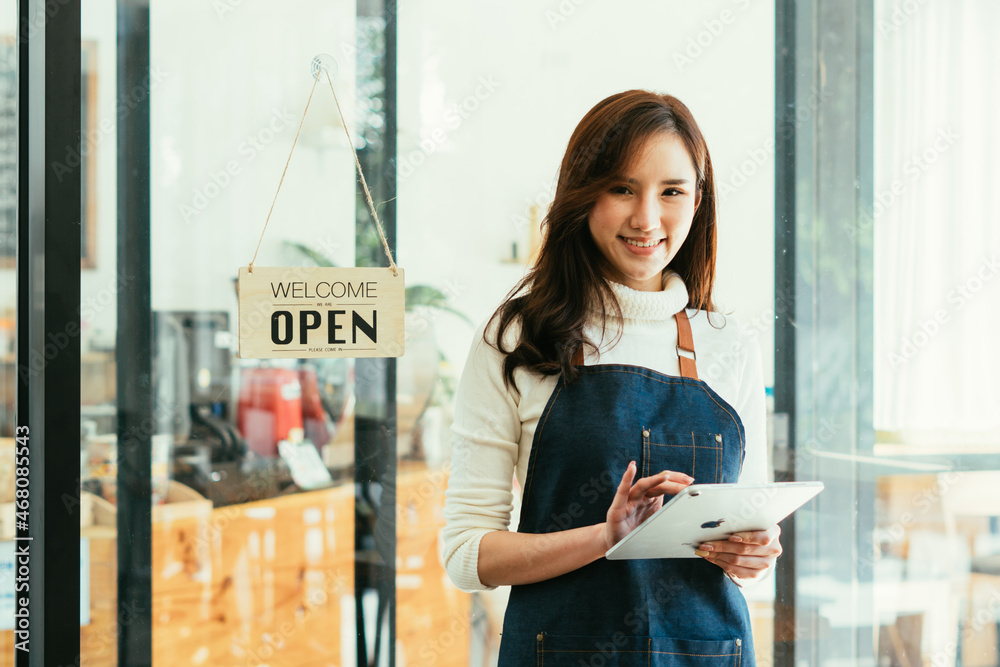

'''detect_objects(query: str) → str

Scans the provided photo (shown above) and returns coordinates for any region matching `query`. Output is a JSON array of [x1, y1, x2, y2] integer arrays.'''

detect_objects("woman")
[[443, 90, 781, 666]]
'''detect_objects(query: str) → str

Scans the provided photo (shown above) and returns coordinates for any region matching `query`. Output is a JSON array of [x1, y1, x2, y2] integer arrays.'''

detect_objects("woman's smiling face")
[[587, 132, 701, 291]]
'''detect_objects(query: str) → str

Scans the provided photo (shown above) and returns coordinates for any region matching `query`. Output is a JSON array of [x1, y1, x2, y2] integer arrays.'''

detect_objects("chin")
[[619, 273, 666, 290]]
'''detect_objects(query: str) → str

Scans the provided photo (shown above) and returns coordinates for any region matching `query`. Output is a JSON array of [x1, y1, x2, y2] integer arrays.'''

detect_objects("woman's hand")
[[478, 462, 693, 587], [695, 525, 782, 581], [601, 461, 693, 550]]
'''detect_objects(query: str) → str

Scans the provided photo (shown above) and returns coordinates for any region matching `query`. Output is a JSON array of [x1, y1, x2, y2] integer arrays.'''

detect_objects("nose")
[[630, 194, 660, 232]]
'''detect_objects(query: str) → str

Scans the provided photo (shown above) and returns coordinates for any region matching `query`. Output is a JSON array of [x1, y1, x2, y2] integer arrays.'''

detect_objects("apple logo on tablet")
[[701, 519, 725, 529]]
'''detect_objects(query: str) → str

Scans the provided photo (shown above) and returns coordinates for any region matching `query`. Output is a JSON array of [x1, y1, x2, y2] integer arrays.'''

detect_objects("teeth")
[[623, 238, 661, 248]]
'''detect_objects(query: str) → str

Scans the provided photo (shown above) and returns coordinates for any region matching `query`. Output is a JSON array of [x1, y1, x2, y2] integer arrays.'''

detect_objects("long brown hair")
[[489, 90, 720, 390]]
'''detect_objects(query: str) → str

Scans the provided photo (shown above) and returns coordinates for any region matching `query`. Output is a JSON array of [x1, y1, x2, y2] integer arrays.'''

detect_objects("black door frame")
[[16, 0, 82, 665]]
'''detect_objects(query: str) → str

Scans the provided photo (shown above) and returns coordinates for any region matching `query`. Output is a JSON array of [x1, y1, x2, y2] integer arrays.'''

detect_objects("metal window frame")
[[116, 0, 153, 663], [774, 0, 875, 665], [353, 0, 399, 663]]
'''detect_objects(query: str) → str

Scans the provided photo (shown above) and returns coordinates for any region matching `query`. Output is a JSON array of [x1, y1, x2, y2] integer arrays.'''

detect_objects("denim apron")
[[497, 309, 754, 666]]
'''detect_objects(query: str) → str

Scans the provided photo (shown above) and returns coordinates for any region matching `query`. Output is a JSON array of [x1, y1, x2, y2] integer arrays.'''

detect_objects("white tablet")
[[605, 481, 824, 560]]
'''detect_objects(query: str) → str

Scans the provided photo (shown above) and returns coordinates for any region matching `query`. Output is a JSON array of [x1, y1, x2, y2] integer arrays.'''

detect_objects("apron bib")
[[497, 310, 755, 667]]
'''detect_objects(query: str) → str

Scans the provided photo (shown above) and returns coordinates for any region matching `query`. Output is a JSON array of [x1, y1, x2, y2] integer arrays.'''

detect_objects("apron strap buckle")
[[675, 310, 699, 380]]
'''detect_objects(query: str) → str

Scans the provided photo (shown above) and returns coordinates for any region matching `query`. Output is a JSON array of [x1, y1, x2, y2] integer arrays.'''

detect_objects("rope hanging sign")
[[238, 55, 405, 359]]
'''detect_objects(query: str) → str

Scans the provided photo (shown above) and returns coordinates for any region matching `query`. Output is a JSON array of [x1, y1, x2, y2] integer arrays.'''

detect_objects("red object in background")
[[237, 367, 304, 458], [298, 366, 330, 450]]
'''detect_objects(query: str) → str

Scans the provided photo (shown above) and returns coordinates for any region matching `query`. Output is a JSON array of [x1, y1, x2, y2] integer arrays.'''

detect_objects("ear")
[[693, 186, 703, 212]]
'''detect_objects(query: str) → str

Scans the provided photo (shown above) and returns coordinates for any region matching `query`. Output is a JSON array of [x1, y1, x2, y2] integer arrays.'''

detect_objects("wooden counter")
[[1, 466, 471, 666], [153, 483, 356, 666]]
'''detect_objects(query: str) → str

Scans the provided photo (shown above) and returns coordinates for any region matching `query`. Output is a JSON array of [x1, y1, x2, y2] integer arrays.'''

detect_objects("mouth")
[[619, 236, 664, 248]]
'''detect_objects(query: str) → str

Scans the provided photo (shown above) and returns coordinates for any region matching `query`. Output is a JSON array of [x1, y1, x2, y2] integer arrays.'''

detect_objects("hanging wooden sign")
[[239, 56, 406, 359], [238, 266, 405, 359]]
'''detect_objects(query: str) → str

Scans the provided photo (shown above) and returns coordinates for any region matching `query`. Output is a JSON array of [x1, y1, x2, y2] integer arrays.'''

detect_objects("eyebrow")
[[625, 177, 691, 186]]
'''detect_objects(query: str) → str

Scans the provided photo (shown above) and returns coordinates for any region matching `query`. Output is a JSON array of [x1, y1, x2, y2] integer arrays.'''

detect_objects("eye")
[[610, 185, 632, 195], [662, 188, 684, 197]]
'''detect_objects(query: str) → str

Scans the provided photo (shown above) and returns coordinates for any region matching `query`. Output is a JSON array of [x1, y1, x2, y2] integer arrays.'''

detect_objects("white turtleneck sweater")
[[442, 270, 768, 592]]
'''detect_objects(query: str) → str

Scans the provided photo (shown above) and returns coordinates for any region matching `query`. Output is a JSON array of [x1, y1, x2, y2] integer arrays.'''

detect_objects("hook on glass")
[[310, 54, 338, 81]]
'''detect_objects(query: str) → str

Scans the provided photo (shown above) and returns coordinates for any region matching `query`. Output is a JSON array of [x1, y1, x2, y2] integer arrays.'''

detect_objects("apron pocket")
[[646, 431, 726, 484], [648, 636, 744, 666], [536, 632, 744, 667]]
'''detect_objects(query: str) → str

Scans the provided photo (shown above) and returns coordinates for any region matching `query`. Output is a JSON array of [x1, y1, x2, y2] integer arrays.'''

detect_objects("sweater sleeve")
[[442, 319, 522, 592], [735, 331, 769, 485]]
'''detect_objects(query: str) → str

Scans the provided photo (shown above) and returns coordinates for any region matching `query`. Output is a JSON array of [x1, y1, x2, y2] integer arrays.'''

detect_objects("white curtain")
[[874, 0, 1000, 438]]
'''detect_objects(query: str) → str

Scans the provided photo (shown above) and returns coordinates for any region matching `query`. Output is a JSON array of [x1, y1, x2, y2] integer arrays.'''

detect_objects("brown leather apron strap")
[[675, 309, 698, 380], [571, 310, 698, 377]]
